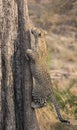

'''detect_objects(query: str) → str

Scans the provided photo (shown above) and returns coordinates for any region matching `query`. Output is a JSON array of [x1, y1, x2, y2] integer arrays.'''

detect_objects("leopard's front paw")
[[25, 49, 31, 60], [26, 49, 32, 54], [26, 49, 35, 61]]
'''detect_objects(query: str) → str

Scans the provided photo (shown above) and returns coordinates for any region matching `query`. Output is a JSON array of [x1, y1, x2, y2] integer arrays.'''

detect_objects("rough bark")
[[0, 0, 40, 130], [0, 0, 17, 130], [16, 0, 40, 130], [0, 1, 2, 128]]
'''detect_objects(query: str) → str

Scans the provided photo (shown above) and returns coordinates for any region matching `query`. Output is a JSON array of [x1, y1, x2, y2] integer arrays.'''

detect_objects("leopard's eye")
[[39, 32, 41, 37]]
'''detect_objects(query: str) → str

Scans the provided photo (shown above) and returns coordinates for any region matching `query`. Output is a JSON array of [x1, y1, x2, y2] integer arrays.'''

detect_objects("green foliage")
[[48, 80, 77, 117]]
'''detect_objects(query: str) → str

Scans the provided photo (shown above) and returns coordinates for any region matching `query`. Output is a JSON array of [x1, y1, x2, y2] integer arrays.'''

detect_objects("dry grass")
[[28, 1, 77, 129], [46, 32, 77, 72], [35, 104, 77, 130], [36, 105, 57, 130]]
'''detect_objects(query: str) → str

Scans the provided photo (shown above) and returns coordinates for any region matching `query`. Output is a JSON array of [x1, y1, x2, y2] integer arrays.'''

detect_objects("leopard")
[[26, 28, 70, 124]]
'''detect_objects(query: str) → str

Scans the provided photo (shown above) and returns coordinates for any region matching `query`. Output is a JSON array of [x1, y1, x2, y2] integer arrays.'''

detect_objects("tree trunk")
[[0, 0, 2, 127], [0, 0, 40, 130], [0, 0, 17, 129]]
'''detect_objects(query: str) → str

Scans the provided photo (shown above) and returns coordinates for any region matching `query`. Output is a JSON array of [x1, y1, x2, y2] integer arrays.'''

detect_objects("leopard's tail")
[[50, 91, 70, 124]]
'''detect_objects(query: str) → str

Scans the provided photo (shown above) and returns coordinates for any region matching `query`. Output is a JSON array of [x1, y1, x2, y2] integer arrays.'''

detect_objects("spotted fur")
[[26, 28, 70, 124]]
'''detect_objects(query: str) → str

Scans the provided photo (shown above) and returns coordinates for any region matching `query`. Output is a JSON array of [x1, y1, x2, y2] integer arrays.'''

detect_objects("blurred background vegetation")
[[28, 0, 77, 130]]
